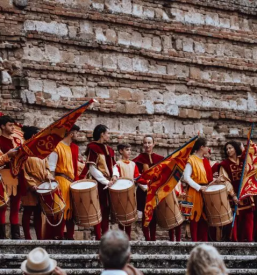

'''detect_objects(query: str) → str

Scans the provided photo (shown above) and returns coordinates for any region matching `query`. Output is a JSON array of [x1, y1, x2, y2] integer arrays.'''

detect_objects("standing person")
[[112, 143, 140, 240], [21, 126, 53, 240], [219, 141, 254, 242], [47, 125, 80, 240], [0, 115, 22, 239], [183, 138, 214, 242], [80, 124, 116, 240], [133, 135, 163, 241]]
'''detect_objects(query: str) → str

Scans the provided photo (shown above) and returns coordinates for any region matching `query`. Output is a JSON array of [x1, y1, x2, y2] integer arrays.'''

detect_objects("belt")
[[55, 173, 73, 183]]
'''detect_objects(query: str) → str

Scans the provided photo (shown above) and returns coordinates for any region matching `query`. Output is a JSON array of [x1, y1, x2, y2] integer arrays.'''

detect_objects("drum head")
[[37, 182, 58, 194], [71, 181, 96, 190], [205, 185, 225, 192], [111, 178, 133, 190]]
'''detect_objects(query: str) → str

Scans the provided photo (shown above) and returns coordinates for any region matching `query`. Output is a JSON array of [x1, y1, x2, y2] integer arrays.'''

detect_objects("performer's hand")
[[7, 148, 18, 158], [108, 180, 114, 187], [209, 176, 221, 186], [213, 172, 219, 179], [233, 196, 239, 205], [31, 186, 38, 192], [200, 186, 207, 192], [112, 175, 118, 183], [46, 173, 55, 181]]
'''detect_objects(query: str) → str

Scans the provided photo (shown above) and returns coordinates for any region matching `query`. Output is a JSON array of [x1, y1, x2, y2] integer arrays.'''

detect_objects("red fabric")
[[0, 135, 21, 168], [10, 193, 21, 224], [190, 215, 208, 242], [211, 162, 220, 174], [70, 143, 79, 181], [116, 162, 140, 179], [203, 158, 213, 183], [94, 206, 110, 240], [169, 225, 181, 242], [142, 211, 157, 241], [22, 205, 42, 240], [118, 224, 132, 240]]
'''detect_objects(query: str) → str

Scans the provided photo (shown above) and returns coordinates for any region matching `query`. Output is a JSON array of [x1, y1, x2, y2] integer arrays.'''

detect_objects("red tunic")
[[133, 153, 164, 211], [70, 142, 79, 181]]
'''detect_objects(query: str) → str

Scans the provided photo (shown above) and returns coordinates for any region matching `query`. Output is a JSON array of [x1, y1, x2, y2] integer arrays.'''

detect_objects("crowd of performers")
[[0, 114, 256, 242]]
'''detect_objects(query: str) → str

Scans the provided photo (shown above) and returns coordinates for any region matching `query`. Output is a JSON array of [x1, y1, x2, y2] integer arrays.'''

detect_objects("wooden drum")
[[203, 185, 233, 227], [70, 179, 102, 227], [156, 190, 184, 230], [109, 178, 137, 226]]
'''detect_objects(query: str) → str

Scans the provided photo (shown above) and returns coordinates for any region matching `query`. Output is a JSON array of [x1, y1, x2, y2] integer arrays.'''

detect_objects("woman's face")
[[143, 137, 154, 154], [226, 144, 236, 158]]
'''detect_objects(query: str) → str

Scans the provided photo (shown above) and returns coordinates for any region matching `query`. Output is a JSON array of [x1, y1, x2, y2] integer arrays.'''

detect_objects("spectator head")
[[93, 124, 109, 142], [186, 244, 228, 275], [99, 230, 131, 270], [22, 126, 40, 141], [21, 247, 57, 275], [0, 115, 15, 135], [224, 141, 242, 158]]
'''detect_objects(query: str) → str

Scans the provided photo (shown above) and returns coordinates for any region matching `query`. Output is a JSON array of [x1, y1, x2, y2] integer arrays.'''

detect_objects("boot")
[[11, 224, 20, 239], [0, 224, 6, 239]]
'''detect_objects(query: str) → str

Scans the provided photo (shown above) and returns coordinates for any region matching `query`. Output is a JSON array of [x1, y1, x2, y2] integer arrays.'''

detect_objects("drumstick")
[[103, 185, 109, 190]]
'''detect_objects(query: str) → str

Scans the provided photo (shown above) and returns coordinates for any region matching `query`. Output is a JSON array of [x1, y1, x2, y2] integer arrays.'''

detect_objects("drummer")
[[183, 137, 214, 242], [112, 143, 140, 240], [20, 126, 54, 240], [133, 135, 164, 241]]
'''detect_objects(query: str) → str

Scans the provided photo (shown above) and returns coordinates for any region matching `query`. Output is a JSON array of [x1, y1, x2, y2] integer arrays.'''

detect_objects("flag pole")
[[231, 123, 254, 229]]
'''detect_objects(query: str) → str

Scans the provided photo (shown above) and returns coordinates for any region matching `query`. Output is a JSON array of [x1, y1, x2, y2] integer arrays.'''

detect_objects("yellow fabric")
[[54, 142, 74, 220], [187, 155, 208, 222], [0, 150, 9, 167], [117, 160, 135, 180], [22, 157, 50, 206]]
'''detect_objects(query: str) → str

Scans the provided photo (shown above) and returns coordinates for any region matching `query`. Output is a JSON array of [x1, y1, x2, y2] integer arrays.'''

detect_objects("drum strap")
[[55, 173, 73, 183]]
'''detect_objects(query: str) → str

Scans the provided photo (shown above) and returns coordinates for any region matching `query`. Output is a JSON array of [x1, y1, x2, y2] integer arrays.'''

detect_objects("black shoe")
[[11, 224, 20, 239], [0, 224, 6, 239]]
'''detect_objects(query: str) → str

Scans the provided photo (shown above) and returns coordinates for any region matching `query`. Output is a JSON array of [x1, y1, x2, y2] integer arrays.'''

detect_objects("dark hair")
[[93, 124, 108, 141], [191, 138, 207, 154], [117, 143, 131, 153], [224, 141, 242, 158], [0, 115, 15, 128], [22, 126, 40, 140], [70, 124, 80, 132], [143, 135, 154, 143]]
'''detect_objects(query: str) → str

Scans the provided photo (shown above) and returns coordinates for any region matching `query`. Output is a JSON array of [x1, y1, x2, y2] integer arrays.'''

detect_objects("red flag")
[[140, 136, 198, 227], [11, 99, 95, 176]]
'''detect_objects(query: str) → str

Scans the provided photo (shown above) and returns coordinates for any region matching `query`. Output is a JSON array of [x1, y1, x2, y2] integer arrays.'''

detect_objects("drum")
[[0, 175, 9, 208], [37, 182, 65, 217], [70, 180, 102, 227], [156, 191, 184, 230], [179, 200, 193, 218], [109, 178, 137, 226], [203, 185, 233, 227]]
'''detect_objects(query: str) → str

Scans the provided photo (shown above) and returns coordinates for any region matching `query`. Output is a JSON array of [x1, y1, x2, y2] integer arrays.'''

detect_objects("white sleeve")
[[183, 163, 201, 192], [48, 152, 58, 172], [89, 165, 109, 185], [112, 164, 120, 178]]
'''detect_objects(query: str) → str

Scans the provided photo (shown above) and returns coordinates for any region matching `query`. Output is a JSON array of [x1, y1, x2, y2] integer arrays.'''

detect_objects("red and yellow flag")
[[10, 99, 95, 176], [140, 136, 198, 227], [238, 124, 257, 199]]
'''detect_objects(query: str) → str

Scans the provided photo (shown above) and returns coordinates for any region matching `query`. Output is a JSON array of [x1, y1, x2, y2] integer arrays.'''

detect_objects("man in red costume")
[[80, 124, 116, 240], [220, 141, 254, 242], [0, 115, 22, 239], [133, 135, 164, 241]]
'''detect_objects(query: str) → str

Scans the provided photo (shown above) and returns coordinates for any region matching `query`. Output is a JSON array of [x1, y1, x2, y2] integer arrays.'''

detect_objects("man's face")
[[101, 130, 110, 143], [71, 130, 78, 141], [143, 137, 154, 154], [1, 122, 15, 135]]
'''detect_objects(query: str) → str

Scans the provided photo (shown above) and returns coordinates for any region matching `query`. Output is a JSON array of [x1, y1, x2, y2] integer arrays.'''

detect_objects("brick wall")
[[1, 0, 257, 161]]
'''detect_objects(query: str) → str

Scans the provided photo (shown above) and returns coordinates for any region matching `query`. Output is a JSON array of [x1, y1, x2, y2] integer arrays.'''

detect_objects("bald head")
[[99, 230, 131, 269]]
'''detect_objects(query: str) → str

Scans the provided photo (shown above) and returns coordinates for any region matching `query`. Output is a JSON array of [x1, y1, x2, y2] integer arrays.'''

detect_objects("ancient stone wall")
[[1, 0, 257, 160]]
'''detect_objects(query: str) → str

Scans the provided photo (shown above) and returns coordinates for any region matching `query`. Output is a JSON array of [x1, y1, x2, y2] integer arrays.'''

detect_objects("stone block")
[[203, 126, 214, 135], [143, 7, 155, 18], [145, 90, 163, 103], [96, 87, 109, 98], [1, 71, 12, 85], [103, 55, 117, 70], [132, 4, 143, 17], [194, 42, 205, 53], [118, 88, 132, 100], [138, 120, 151, 133], [122, 0, 132, 14], [118, 32, 131, 46], [74, 231, 84, 240], [87, 52, 102, 67], [162, 120, 175, 134], [166, 104, 179, 116], [125, 101, 139, 114], [119, 117, 138, 133], [205, 13, 219, 27], [152, 37, 162, 52], [56, 86, 72, 97], [185, 124, 195, 135], [185, 12, 204, 25], [131, 32, 142, 48], [45, 45, 61, 63], [190, 67, 201, 80], [106, 29, 117, 43], [43, 80, 57, 94], [95, 27, 106, 42], [176, 65, 189, 78], [23, 46, 44, 62], [80, 21, 94, 40], [29, 79, 43, 92], [13, 0, 28, 8], [72, 86, 87, 97], [141, 100, 154, 115], [229, 128, 239, 135], [132, 58, 148, 72], [183, 38, 194, 53], [170, 8, 184, 22], [118, 55, 132, 71], [105, 0, 122, 13], [142, 36, 152, 50], [153, 122, 163, 133]]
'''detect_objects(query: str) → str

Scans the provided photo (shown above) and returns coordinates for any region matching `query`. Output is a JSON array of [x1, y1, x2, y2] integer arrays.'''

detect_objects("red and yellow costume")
[[0, 135, 22, 238], [185, 155, 213, 242], [21, 157, 51, 240], [80, 142, 115, 240], [133, 152, 163, 241], [45, 142, 75, 240], [114, 159, 140, 239], [220, 156, 254, 242]]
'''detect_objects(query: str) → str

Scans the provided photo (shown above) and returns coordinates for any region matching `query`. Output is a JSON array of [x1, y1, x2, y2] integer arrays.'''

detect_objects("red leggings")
[[169, 225, 181, 241], [190, 216, 208, 242], [232, 210, 253, 242], [0, 193, 21, 224], [142, 212, 156, 241], [119, 224, 132, 240], [94, 206, 110, 240], [22, 205, 42, 240]]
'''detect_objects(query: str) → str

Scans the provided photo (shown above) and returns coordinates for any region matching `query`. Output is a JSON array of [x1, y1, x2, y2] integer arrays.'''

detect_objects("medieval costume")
[[0, 135, 22, 239], [133, 152, 163, 241], [80, 142, 115, 240], [184, 155, 213, 242], [113, 159, 140, 239]]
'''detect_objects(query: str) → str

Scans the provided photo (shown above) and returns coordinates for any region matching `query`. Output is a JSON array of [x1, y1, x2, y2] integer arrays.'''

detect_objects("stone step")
[[1, 240, 257, 255], [0, 269, 257, 275], [1, 254, 257, 269]]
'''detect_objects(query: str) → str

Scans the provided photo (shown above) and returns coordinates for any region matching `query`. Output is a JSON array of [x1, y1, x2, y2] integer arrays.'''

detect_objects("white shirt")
[[101, 270, 127, 275], [89, 165, 110, 185], [183, 163, 201, 192]]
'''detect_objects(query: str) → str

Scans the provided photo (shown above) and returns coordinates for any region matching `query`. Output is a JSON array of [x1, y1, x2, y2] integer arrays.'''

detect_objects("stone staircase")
[[0, 240, 257, 274]]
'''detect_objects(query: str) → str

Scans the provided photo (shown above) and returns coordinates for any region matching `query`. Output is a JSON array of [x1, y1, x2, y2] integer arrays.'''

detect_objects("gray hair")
[[99, 230, 131, 269], [187, 244, 228, 275]]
